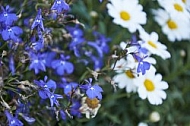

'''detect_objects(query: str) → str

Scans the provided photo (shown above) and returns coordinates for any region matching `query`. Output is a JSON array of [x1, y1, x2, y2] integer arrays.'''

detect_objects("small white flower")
[[107, 0, 147, 33], [134, 65, 169, 105], [138, 29, 171, 60], [79, 97, 101, 119], [152, 9, 190, 41], [138, 122, 148, 126]]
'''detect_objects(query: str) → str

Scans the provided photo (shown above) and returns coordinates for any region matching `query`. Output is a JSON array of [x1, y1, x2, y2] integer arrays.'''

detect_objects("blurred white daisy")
[[138, 28, 171, 60], [182, 0, 190, 11], [152, 9, 190, 41], [107, 0, 147, 33], [138, 122, 148, 126], [134, 65, 169, 105], [158, 0, 190, 21]]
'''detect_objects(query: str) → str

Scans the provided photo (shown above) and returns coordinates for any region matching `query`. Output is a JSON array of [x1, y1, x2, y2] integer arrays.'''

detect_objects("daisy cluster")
[[107, 0, 172, 105], [153, 0, 190, 41]]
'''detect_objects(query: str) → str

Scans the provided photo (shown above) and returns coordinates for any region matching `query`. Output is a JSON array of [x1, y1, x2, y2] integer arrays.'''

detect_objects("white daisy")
[[152, 9, 190, 41], [107, 0, 147, 33], [113, 67, 138, 93], [158, 0, 190, 21], [79, 97, 101, 119], [134, 65, 169, 105], [138, 28, 171, 60]]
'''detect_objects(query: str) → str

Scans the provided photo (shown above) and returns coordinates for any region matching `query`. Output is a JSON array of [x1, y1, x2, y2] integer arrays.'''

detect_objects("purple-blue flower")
[[4, 110, 23, 126], [9, 55, 15, 75], [1, 26, 23, 42], [51, 54, 74, 76], [133, 54, 150, 75], [31, 9, 44, 31], [60, 110, 66, 120], [0, 5, 18, 26], [51, 0, 70, 14], [49, 93, 63, 107], [34, 76, 57, 99], [29, 52, 46, 74], [81, 78, 103, 100], [70, 100, 81, 117], [59, 80, 78, 96]]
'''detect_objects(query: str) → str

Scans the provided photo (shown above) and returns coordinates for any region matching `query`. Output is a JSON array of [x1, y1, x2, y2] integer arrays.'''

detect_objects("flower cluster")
[[0, 0, 189, 125]]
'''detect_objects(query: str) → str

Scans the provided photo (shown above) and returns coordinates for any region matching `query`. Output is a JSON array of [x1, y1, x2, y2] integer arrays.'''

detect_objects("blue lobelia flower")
[[31, 9, 44, 31], [34, 76, 57, 99], [51, 54, 74, 76], [28, 52, 46, 74], [4, 110, 23, 126], [51, 0, 70, 14], [70, 100, 82, 118], [60, 110, 66, 120], [49, 93, 63, 107], [133, 54, 150, 75], [59, 79, 78, 96], [15, 100, 35, 124], [93, 31, 111, 54], [81, 78, 103, 100], [9, 54, 15, 75], [0, 5, 18, 26], [1, 26, 23, 42]]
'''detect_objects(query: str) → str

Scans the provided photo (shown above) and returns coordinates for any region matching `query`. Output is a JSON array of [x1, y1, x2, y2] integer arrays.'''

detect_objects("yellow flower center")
[[148, 41, 157, 48], [182, 0, 186, 3], [167, 19, 178, 29], [144, 79, 155, 91], [125, 70, 135, 78], [174, 3, 183, 12], [120, 11, 130, 21], [85, 97, 99, 109]]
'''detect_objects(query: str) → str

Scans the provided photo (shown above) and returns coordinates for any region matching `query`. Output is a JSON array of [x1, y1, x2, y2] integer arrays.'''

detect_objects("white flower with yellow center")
[[138, 29, 171, 60], [112, 54, 138, 93], [107, 0, 147, 33], [134, 66, 169, 105], [113, 67, 137, 93], [152, 9, 190, 41], [158, 0, 190, 21], [79, 97, 101, 118]]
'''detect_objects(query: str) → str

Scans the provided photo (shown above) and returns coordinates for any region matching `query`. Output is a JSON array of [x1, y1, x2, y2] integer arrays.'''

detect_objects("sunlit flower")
[[107, 0, 147, 33], [134, 66, 169, 105], [152, 9, 190, 41], [79, 97, 101, 118], [138, 29, 171, 59]]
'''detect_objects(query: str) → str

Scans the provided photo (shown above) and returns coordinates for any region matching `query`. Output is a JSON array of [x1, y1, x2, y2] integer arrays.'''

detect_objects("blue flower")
[[34, 76, 57, 99], [59, 79, 78, 96], [29, 52, 46, 74], [51, 54, 74, 76], [49, 93, 63, 107], [0, 5, 18, 26], [60, 110, 66, 120], [93, 32, 111, 54], [133, 54, 150, 75], [31, 9, 44, 31], [51, 0, 70, 14], [9, 55, 15, 75], [81, 78, 103, 100], [70, 100, 81, 117], [1, 26, 23, 42], [4, 110, 23, 126]]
